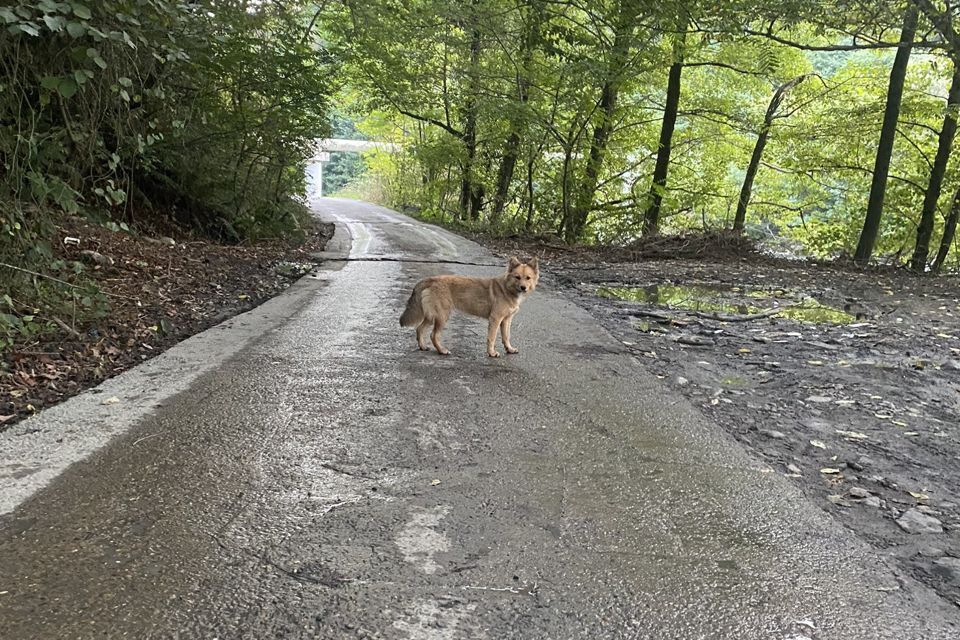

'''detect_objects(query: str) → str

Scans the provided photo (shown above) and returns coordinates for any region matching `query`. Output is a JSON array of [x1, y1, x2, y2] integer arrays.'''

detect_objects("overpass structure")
[[308, 138, 402, 197]]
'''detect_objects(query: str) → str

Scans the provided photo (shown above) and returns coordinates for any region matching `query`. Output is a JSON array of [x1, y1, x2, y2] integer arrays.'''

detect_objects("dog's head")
[[507, 256, 540, 295]]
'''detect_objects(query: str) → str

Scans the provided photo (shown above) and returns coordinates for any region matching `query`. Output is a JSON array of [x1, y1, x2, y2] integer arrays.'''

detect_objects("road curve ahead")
[[1, 198, 958, 639]]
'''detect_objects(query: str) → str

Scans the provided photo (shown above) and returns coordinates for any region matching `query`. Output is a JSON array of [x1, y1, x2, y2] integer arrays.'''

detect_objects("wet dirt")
[[1, 218, 333, 428], [474, 234, 960, 609], [596, 283, 857, 324]]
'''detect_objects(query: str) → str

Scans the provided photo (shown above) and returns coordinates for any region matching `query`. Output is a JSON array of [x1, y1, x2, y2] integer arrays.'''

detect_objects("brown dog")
[[399, 257, 539, 357]]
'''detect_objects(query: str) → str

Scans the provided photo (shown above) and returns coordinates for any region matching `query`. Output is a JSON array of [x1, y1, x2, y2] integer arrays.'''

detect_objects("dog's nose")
[[519, 285, 527, 291]]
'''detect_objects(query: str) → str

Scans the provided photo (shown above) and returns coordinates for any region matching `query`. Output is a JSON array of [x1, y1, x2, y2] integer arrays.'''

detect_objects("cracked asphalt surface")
[[2, 198, 959, 639]]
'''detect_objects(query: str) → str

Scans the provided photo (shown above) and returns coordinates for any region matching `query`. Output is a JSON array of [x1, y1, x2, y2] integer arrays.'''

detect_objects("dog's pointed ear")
[[508, 256, 522, 270], [527, 257, 539, 272]]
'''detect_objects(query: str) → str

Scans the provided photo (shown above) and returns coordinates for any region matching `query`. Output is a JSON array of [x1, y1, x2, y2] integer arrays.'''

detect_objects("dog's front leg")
[[501, 313, 518, 354], [486, 316, 502, 357]]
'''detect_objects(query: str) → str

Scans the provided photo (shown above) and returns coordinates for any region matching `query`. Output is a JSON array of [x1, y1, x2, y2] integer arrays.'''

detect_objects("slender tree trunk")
[[642, 42, 684, 236], [911, 61, 960, 271], [854, 6, 918, 264], [491, 1, 542, 224], [562, 0, 636, 242], [492, 131, 522, 223], [565, 80, 620, 241], [525, 154, 536, 231], [470, 183, 485, 219], [933, 186, 960, 272], [458, 106, 478, 219], [458, 6, 483, 220], [558, 144, 574, 235], [734, 75, 808, 232]]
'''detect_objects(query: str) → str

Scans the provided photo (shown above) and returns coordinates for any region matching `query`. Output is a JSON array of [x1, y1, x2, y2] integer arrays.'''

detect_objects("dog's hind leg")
[[431, 318, 450, 355], [416, 319, 431, 351]]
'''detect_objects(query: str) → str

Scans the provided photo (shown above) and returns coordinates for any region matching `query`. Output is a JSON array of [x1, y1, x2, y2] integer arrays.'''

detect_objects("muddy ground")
[[1, 217, 332, 427], [475, 232, 960, 608]]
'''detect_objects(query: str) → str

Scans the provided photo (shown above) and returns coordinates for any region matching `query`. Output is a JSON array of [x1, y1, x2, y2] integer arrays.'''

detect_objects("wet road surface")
[[1, 198, 959, 639]]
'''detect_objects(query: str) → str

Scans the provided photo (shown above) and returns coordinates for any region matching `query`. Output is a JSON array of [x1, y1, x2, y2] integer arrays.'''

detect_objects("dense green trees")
[[1, 0, 334, 346], [1, 0, 333, 257], [6, 0, 960, 273], [337, 0, 960, 270]]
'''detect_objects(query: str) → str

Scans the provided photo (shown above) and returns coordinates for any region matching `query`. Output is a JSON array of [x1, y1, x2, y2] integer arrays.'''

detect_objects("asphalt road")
[[1, 198, 959, 639]]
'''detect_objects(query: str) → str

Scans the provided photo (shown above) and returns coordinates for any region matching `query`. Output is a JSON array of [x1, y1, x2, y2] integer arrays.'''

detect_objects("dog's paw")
[[488, 351, 501, 358], [438, 349, 451, 356], [505, 347, 519, 354], [418, 345, 430, 351]]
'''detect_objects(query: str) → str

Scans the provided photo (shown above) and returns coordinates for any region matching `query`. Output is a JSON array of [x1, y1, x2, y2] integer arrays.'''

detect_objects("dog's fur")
[[399, 257, 540, 357]]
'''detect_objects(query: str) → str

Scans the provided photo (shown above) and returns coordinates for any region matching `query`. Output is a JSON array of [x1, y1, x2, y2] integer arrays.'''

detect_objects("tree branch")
[[742, 27, 943, 51]]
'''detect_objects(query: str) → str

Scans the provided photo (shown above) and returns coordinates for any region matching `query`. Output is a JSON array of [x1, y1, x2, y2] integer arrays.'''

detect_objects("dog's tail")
[[399, 283, 426, 327]]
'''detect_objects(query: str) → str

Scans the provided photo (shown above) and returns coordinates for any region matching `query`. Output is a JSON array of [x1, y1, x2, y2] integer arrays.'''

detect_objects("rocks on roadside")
[[675, 334, 714, 347], [932, 557, 960, 584], [144, 236, 177, 246], [896, 508, 944, 534], [759, 429, 787, 440], [919, 545, 946, 558], [828, 494, 853, 507], [848, 487, 871, 499], [79, 250, 114, 267]]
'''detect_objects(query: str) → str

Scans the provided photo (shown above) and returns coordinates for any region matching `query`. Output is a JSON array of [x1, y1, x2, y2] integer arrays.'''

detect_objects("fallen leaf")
[[904, 431, 919, 436], [891, 420, 908, 427], [0, 415, 15, 423], [101, 396, 121, 405], [810, 439, 827, 449], [430, 479, 441, 486], [820, 468, 842, 474], [908, 491, 928, 501], [807, 360, 824, 366]]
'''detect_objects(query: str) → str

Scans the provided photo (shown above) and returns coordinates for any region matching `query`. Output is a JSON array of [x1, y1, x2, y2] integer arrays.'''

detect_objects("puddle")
[[776, 300, 855, 324], [596, 284, 854, 325], [598, 284, 755, 315]]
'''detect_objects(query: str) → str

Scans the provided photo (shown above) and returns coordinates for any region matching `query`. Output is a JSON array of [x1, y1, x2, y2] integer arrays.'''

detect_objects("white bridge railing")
[[307, 138, 401, 197]]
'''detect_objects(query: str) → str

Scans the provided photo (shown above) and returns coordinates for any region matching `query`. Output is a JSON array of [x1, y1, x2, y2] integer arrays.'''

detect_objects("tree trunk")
[[910, 61, 960, 271], [854, 6, 918, 265], [558, 143, 574, 236], [525, 154, 536, 231], [491, 2, 542, 224], [491, 131, 521, 223], [733, 75, 808, 232], [642, 45, 684, 236], [458, 6, 483, 220], [562, 0, 636, 242], [565, 80, 620, 241], [933, 186, 960, 272]]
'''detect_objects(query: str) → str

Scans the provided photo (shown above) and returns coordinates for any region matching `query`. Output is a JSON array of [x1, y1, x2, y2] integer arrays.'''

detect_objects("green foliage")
[[1, 0, 337, 350], [336, 0, 960, 268]]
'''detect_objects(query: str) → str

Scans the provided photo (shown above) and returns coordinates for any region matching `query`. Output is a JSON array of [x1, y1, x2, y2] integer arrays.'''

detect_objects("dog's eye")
[[515, 275, 521, 279]]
